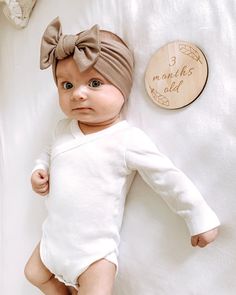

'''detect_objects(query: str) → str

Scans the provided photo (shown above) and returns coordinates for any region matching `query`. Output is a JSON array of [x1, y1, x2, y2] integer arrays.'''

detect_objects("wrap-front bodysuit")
[[33, 119, 220, 288]]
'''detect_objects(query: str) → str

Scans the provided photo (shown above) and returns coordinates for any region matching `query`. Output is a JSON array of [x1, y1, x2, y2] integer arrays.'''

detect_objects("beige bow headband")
[[40, 17, 134, 100]]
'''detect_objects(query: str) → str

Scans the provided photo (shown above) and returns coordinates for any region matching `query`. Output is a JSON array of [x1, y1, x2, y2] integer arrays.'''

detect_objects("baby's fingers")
[[191, 228, 219, 248], [38, 170, 49, 181], [191, 235, 208, 247], [32, 170, 49, 186], [32, 169, 48, 181], [37, 178, 48, 186], [35, 184, 49, 196], [191, 236, 199, 247]]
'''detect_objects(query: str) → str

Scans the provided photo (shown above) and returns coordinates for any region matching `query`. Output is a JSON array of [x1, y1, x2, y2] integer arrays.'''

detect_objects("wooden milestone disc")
[[145, 41, 208, 109]]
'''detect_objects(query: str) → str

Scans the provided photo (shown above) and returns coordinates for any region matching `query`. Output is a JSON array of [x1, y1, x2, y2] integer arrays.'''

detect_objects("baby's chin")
[[78, 114, 121, 124], [79, 115, 122, 127], [76, 117, 121, 134]]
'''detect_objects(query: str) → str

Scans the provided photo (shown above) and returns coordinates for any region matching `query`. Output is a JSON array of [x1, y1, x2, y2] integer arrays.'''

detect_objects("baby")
[[24, 17, 220, 295]]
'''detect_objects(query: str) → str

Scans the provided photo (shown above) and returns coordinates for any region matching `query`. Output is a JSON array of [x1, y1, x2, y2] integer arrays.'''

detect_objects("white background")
[[0, 0, 236, 294]]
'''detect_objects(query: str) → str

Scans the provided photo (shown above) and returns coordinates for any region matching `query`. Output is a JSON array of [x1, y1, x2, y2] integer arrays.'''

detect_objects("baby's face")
[[56, 56, 124, 125]]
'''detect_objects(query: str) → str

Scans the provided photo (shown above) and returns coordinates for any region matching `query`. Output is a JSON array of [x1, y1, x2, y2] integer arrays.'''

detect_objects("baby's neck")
[[78, 116, 122, 135]]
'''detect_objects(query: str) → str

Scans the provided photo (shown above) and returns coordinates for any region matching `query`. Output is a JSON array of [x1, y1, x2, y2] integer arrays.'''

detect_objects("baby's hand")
[[31, 169, 49, 196], [191, 227, 219, 248]]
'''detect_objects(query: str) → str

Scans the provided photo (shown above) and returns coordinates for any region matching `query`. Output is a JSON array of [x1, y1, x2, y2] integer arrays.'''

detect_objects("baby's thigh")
[[24, 242, 53, 286], [77, 258, 116, 295], [68, 286, 78, 295]]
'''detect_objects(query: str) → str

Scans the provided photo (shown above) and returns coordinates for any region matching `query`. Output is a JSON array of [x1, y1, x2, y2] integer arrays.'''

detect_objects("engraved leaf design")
[[149, 85, 170, 106], [179, 44, 202, 64]]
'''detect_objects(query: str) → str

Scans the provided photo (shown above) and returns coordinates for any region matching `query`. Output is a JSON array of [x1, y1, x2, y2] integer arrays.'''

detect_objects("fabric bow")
[[40, 17, 101, 72], [40, 17, 134, 100]]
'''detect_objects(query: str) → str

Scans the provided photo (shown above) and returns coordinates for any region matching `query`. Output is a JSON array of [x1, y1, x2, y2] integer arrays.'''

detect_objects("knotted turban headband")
[[40, 17, 134, 100]]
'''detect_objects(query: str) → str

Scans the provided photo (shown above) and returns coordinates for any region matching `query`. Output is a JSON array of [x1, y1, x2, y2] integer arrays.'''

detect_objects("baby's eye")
[[88, 79, 103, 88], [63, 82, 73, 90]]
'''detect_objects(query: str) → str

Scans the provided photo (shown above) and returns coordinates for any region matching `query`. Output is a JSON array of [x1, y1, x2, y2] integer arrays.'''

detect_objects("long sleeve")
[[31, 119, 75, 174], [32, 145, 51, 173], [125, 128, 220, 236]]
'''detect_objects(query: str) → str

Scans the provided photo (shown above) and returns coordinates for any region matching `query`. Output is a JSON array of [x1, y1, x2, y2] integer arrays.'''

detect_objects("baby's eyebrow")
[[89, 74, 108, 82], [56, 74, 66, 79], [56, 70, 70, 79], [56, 75, 71, 82]]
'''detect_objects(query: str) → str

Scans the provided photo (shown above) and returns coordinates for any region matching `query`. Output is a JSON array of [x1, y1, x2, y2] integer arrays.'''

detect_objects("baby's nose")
[[72, 85, 88, 101]]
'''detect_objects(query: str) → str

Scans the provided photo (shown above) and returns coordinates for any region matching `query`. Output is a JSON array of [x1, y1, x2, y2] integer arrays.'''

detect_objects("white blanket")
[[0, 0, 235, 294]]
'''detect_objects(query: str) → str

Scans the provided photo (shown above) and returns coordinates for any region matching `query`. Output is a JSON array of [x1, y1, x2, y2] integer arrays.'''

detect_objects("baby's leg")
[[24, 243, 69, 295], [77, 258, 116, 295]]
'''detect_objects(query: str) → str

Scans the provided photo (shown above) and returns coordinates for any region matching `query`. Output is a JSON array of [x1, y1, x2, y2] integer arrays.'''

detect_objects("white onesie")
[[33, 119, 220, 288]]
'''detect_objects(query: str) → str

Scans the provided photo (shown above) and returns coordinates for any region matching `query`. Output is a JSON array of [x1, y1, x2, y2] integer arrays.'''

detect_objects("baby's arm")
[[31, 169, 49, 196], [31, 145, 51, 196], [31, 119, 70, 197], [125, 128, 220, 246]]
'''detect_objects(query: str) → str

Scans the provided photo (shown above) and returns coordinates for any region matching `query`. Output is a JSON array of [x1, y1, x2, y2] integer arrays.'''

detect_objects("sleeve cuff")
[[184, 203, 220, 236]]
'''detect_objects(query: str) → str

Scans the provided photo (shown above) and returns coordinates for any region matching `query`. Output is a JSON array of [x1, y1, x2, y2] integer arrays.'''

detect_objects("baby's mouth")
[[72, 107, 92, 110]]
